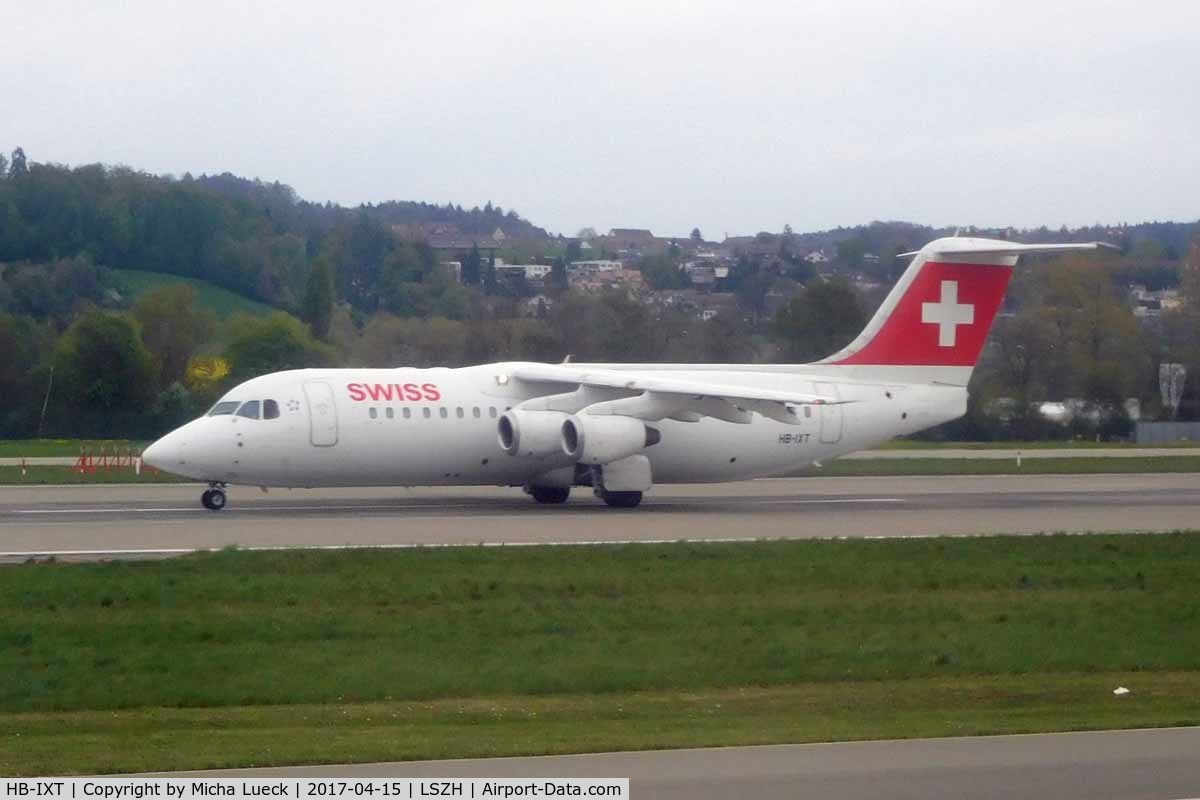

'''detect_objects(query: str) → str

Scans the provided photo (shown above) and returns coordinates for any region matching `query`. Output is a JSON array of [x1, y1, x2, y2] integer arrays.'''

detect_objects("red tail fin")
[[820, 237, 1114, 383]]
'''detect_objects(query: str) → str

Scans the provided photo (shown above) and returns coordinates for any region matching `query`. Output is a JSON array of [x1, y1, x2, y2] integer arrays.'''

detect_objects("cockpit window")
[[263, 399, 280, 420], [208, 401, 240, 416], [236, 400, 261, 419]]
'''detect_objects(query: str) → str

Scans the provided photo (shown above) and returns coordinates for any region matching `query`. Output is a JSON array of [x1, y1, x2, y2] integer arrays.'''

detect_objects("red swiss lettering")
[[347, 381, 442, 402]]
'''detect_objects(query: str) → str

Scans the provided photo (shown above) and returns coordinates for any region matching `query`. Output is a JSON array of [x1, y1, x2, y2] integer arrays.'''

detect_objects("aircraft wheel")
[[530, 486, 570, 504], [201, 488, 227, 511], [602, 490, 642, 508]]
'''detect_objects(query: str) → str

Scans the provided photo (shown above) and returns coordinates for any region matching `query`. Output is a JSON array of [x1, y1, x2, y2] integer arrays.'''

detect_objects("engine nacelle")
[[561, 414, 661, 465], [498, 410, 569, 458]]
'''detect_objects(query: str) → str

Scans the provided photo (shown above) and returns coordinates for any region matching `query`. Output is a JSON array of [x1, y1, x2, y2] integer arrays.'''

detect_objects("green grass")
[[0, 466, 186, 484], [111, 269, 274, 318], [5, 672, 1198, 776], [802, 456, 1200, 476], [2, 535, 1200, 773], [880, 440, 1191, 450], [0, 440, 146, 458]]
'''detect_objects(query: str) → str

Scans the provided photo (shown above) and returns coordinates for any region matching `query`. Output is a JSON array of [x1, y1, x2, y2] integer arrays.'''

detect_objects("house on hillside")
[[1130, 285, 1182, 318], [605, 228, 656, 256], [569, 266, 643, 292], [392, 223, 501, 263], [568, 259, 624, 274]]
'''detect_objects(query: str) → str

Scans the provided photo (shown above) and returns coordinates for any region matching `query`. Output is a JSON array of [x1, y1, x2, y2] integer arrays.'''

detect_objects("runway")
[[153, 727, 1200, 799], [1, 473, 1198, 561]]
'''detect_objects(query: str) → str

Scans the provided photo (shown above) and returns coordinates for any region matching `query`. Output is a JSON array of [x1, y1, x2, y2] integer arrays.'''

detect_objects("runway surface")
[[152, 727, 1200, 799], [1, 473, 1198, 561]]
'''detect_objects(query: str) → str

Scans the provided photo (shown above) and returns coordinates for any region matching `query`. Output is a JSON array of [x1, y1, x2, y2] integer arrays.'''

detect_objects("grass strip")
[[3, 672, 1198, 776], [880, 440, 1193, 450], [0, 466, 186, 484], [799, 456, 1200, 476], [3, 535, 1200, 774], [0, 441, 146, 458]]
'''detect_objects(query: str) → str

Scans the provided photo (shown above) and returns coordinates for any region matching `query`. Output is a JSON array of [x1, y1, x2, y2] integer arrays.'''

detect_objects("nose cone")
[[142, 430, 186, 472]]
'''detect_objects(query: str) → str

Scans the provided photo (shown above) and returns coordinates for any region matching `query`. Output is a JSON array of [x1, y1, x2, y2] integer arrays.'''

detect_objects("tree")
[[547, 257, 568, 296], [1040, 258, 1144, 410], [353, 313, 469, 367], [483, 252, 497, 294], [132, 285, 216, 389], [0, 152, 7, 179], [552, 289, 657, 362], [638, 253, 688, 290], [770, 278, 866, 362], [0, 313, 44, 435], [184, 354, 232, 410], [51, 311, 157, 435], [977, 308, 1061, 436], [301, 256, 336, 339], [8, 147, 27, 177], [151, 381, 195, 432], [461, 244, 482, 286], [726, 255, 776, 326], [690, 227, 703, 243], [699, 313, 756, 363], [224, 312, 336, 380], [1181, 236, 1200, 308]]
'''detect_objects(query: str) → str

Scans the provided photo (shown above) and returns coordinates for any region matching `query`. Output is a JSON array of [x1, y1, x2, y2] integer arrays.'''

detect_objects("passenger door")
[[815, 381, 843, 444], [304, 381, 339, 446]]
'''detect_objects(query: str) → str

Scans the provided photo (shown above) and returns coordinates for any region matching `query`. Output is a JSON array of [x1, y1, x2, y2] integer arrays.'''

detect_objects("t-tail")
[[816, 236, 1115, 386]]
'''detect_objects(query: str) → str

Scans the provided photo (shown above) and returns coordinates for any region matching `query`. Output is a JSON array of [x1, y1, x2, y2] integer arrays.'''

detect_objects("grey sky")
[[5, 0, 1198, 238]]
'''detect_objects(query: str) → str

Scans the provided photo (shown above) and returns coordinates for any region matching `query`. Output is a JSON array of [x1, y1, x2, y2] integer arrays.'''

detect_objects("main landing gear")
[[600, 490, 642, 508], [530, 486, 571, 504], [201, 483, 227, 511]]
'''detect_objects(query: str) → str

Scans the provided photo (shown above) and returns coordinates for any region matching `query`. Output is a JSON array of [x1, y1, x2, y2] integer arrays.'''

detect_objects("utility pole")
[[36, 364, 54, 438]]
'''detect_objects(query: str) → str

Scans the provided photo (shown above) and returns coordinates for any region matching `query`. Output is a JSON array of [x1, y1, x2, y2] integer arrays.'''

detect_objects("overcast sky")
[[5, 0, 1198, 237]]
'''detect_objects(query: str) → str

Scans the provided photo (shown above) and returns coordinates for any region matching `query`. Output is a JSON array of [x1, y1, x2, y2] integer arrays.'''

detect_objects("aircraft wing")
[[508, 363, 846, 425]]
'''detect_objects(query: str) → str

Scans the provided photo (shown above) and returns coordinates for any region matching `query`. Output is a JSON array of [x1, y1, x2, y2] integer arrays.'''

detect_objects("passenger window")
[[385, 407, 394, 419], [236, 400, 261, 419], [208, 401, 240, 416], [489, 407, 497, 418], [423, 408, 431, 419], [439, 407, 448, 419], [369, 407, 378, 419], [263, 399, 280, 420], [456, 407, 464, 419], [473, 407, 481, 418], [403, 408, 411, 419]]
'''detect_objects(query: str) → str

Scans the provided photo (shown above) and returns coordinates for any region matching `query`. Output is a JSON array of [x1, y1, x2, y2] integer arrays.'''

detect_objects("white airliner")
[[142, 236, 1110, 510]]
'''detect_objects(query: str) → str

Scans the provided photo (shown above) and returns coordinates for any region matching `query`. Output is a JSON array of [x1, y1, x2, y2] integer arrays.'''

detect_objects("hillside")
[[110, 270, 273, 318]]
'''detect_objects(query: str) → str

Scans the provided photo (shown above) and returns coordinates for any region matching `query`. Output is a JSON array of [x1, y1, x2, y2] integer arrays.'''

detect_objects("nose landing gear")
[[201, 483, 228, 511]]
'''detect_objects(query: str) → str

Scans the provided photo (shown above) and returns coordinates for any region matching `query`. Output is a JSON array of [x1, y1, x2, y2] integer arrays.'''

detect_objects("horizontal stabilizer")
[[898, 241, 1117, 258]]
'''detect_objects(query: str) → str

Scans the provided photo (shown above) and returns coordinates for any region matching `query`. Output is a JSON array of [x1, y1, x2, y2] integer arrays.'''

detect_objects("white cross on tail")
[[921, 280, 974, 347]]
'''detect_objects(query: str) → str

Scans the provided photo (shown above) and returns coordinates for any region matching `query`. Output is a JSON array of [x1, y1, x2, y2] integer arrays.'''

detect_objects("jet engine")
[[561, 414, 661, 465], [498, 410, 570, 458]]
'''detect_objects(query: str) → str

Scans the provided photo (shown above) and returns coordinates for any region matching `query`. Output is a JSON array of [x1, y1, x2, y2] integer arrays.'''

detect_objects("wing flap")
[[510, 363, 843, 406], [508, 363, 842, 425]]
